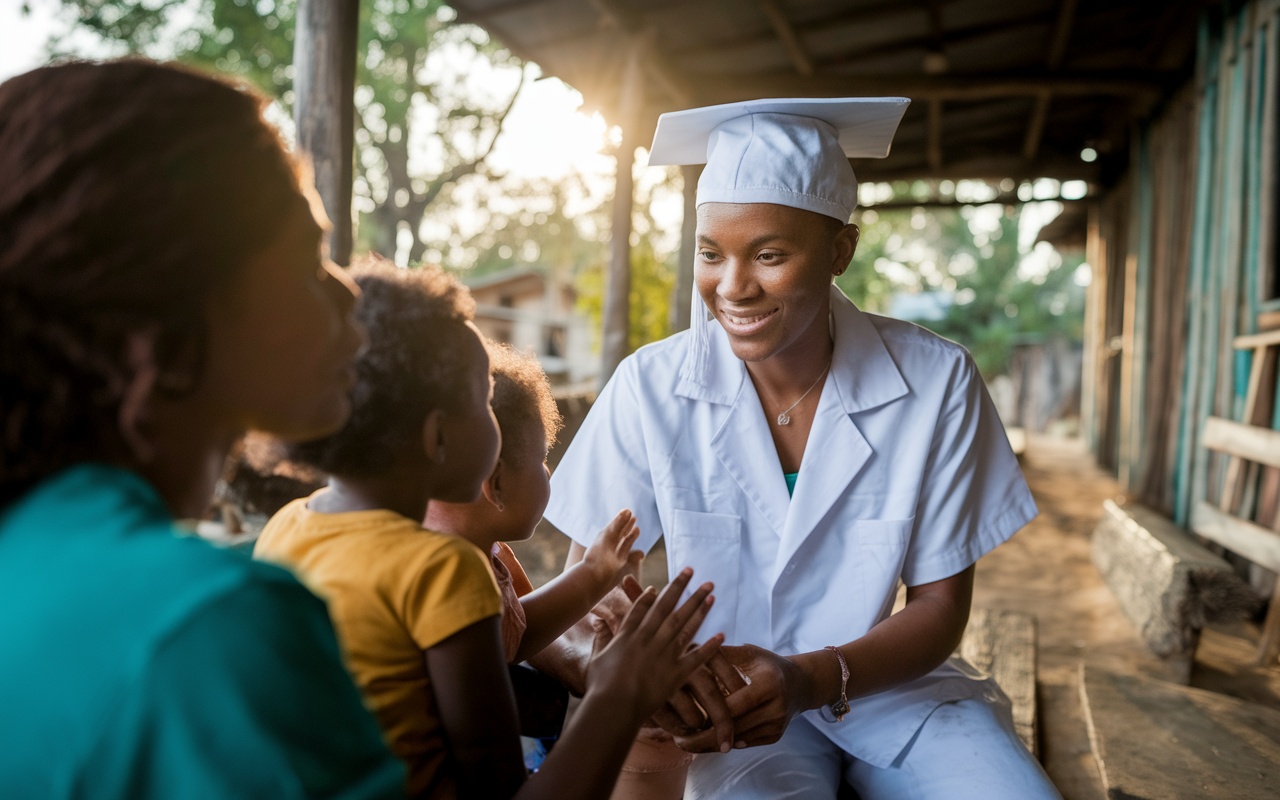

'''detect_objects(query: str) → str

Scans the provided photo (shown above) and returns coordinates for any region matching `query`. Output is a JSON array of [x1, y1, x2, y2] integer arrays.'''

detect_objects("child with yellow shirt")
[[255, 261, 723, 800], [425, 343, 644, 666], [427, 343, 702, 799]]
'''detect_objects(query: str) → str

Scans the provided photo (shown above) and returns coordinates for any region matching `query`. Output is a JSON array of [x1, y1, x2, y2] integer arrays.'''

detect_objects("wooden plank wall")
[[1091, 179, 1130, 472], [1088, 0, 1280, 621], [1131, 88, 1199, 516]]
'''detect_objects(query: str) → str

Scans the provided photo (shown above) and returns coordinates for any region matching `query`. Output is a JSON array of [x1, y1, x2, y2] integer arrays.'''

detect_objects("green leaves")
[[840, 199, 1084, 379]]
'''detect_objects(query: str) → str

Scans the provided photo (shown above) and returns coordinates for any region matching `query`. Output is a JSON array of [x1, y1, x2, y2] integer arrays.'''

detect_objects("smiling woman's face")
[[695, 202, 859, 363]]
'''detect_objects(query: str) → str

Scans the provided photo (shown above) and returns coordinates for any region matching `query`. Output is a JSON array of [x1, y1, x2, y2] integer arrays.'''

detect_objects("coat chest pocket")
[[669, 510, 741, 640], [853, 517, 914, 610]]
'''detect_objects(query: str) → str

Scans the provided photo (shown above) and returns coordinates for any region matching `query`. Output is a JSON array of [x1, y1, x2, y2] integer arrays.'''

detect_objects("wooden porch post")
[[669, 164, 702, 333], [598, 40, 645, 389], [293, 0, 359, 266]]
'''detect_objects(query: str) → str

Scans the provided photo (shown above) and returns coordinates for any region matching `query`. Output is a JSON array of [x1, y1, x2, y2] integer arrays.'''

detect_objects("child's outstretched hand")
[[585, 568, 724, 727], [580, 509, 644, 590]]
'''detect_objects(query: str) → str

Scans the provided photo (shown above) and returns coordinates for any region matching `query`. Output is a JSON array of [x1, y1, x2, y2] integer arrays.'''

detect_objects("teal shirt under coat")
[[0, 464, 406, 799]]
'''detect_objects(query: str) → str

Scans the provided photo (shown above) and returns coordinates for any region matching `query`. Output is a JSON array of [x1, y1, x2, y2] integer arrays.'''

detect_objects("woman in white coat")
[[545, 98, 1061, 800]]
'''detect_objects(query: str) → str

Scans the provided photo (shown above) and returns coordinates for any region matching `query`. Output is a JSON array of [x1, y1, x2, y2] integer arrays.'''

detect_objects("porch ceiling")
[[450, 0, 1203, 184]]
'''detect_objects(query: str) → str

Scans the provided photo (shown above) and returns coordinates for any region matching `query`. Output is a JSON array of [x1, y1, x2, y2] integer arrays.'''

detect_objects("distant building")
[[464, 266, 596, 392]]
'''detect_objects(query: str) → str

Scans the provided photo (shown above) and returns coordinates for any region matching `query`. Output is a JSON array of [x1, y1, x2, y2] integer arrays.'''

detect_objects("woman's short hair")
[[487, 342, 562, 464], [287, 259, 478, 479], [0, 59, 308, 506]]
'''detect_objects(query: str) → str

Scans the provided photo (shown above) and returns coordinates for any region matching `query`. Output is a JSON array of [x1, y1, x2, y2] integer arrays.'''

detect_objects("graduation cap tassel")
[[680, 284, 711, 388]]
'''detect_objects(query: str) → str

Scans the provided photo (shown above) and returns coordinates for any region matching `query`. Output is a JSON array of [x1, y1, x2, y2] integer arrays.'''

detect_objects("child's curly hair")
[[487, 342, 562, 464], [288, 258, 478, 479]]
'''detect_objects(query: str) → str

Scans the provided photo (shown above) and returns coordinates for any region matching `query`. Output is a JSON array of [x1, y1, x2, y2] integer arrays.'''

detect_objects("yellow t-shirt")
[[254, 495, 502, 800]]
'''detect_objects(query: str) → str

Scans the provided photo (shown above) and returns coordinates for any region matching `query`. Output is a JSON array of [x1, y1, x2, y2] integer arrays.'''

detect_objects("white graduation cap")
[[647, 97, 910, 389], [648, 97, 910, 223]]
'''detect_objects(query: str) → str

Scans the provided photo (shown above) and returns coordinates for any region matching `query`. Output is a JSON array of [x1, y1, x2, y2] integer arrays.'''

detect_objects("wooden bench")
[[1079, 665, 1280, 800], [1092, 500, 1258, 682], [957, 608, 1039, 756]]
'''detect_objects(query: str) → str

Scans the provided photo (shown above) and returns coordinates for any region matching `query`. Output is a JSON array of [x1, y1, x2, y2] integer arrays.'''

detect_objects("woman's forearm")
[[791, 566, 974, 712]]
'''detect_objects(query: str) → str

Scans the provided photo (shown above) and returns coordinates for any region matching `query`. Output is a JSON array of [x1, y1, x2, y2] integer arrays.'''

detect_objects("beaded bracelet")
[[824, 645, 850, 722]]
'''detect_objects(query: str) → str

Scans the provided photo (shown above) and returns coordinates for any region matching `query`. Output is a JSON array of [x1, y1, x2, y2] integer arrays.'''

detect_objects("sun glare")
[[489, 76, 614, 180]]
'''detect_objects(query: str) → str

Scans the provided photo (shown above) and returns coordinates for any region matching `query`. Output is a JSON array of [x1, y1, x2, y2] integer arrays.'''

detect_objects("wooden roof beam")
[[589, 0, 695, 106], [851, 154, 1099, 182], [759, 0, 814, 76], [820, 9, 1052, 70], [1023, 0, 1079, 161], [924, 0, 945, 170], [698, 72, 1167, 103], [524, 0, 927, 59], [927, 99, 943, 170]]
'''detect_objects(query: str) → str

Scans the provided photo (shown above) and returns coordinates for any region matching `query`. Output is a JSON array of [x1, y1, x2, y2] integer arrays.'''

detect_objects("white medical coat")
[[545, 285, 1037, 768]]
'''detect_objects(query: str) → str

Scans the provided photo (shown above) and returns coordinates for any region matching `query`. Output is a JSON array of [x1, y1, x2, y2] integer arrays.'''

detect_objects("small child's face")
[[495, 423, 551, 543], [435, 324, 502, 503]]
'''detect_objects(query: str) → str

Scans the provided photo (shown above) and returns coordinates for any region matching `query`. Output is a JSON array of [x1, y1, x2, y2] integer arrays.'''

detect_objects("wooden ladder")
[[1191, 327, 1280, 665]]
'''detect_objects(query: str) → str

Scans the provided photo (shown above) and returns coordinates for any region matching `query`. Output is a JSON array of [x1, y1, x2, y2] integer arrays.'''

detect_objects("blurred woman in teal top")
[[0, 61, 404, 798]]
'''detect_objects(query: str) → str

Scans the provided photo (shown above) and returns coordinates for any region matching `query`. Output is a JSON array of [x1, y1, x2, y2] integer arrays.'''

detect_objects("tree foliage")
[[40, 0, 523, 262], [840, 199, 1085, 378]]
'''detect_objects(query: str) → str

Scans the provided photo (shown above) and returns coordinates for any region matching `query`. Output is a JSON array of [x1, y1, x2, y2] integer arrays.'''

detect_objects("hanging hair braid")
[[0, 59, 309, 507]]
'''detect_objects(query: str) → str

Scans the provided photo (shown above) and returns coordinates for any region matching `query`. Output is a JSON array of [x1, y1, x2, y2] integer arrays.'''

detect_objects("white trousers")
[[685, 698, 1062, 800]]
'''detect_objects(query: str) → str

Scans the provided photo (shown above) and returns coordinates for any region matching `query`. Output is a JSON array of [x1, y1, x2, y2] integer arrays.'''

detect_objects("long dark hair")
[[0, 59, 307, 506]]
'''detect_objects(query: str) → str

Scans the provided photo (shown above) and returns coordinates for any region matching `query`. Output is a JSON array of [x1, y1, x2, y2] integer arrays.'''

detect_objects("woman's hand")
[[579, 509, 644, 590], [596, 575, 747, 754], [672, 644, 820, 752], [585, 568, 724, 726]]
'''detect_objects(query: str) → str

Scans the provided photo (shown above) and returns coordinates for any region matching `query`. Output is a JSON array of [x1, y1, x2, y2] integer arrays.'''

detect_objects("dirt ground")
[[973, 433, 1280, 800], [511, 433, 1280, 800]]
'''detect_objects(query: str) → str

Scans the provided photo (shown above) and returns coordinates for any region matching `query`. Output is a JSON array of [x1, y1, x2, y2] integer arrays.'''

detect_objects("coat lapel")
[[710, 378, 791, 539], [675, 286, 912, 559], [771, 287, 910, 583]]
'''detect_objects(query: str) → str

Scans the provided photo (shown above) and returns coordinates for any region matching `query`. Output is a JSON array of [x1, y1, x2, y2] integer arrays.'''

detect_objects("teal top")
[[0, 465, 405, 800], [784, 472, 799, 496]]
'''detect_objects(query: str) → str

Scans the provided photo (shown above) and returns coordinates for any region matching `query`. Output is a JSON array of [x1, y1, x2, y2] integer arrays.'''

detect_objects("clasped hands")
[[593, 576, 812, 754]]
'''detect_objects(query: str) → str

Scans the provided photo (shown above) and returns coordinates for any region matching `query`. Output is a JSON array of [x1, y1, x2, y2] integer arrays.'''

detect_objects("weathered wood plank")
[[1233, 327, 1280, 349], [1092, 500, 1259, 682], [1201, 415, 1280, 468], [1079, 666, 1280, 800], [1191, 500, 1280, 572], [958, 608, 1038, 756], [1259, 593, 1280, 667]]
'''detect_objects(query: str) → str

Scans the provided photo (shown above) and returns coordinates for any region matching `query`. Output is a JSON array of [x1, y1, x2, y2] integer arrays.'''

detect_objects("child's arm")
[[425, 614, 528, 799], [514, 568, 723, 800], [512, 509, 642, 662], [428, 569, 722, 800]]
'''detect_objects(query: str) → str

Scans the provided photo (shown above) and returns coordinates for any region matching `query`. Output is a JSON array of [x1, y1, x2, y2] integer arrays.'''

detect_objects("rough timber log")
[[1091, 500, 1259, 683]]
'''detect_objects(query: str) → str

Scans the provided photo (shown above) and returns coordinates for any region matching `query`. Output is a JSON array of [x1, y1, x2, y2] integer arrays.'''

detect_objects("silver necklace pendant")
[[773, 357, 832, 427]]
